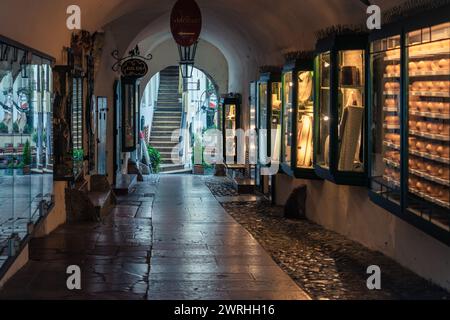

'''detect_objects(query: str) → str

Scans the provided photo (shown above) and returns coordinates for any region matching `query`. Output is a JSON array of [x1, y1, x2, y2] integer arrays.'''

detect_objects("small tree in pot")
[[22, 140, 32, 175]]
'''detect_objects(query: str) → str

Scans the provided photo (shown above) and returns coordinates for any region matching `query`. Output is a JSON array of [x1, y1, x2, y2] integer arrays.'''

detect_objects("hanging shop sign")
[[170, 0, 202, 47], [111, 46, 152, 79], [121, 58, 149, 78]]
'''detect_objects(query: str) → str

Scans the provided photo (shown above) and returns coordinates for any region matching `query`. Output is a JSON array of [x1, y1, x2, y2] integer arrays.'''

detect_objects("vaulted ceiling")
[[0, 0, 405, 91]]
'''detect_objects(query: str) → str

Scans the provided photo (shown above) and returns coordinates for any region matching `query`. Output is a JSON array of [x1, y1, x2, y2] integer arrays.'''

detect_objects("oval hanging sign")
[[170, 0, 202, 47], [121, 58, 149, 78]]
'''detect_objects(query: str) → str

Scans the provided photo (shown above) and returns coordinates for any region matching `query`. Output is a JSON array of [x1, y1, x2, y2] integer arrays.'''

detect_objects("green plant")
[[0, 123, 8, 134], [13, 122, 19, 133], [22, 140, 31, 166], [147, 145, 161, 173], [32, 129, 47, 145], [73, 149, 84, 162]]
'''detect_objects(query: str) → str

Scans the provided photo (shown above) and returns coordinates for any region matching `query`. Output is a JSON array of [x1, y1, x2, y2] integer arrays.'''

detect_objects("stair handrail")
[[179, 88, 188, 163]]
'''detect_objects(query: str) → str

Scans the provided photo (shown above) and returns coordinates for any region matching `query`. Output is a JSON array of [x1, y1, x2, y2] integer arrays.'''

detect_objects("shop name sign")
[[121, 58, 148, 78], [170, 0, 202, 47]]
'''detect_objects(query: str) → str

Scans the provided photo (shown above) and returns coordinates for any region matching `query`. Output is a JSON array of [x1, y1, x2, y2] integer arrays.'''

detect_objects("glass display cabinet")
[[257, 70, 281, 197], [281, 53, 319, 179], [249, 81, 258, 180], [121, 79, 138, 152], [406, 21, 450, 235], [369, 6, 449, 245], [221, 94, 241, 163], [369, 31, 403, 215], [314, 33, 369, 185]]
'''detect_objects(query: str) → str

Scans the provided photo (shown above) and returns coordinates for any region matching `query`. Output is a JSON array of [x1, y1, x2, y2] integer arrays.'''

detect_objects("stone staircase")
[[149, 66, 185, 173]]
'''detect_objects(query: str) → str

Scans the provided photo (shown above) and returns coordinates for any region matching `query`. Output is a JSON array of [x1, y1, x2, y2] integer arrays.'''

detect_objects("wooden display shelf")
[[409, 50, 450, 60], [383, 158, 400, 168], [384, 73, 400, 78], [384, 56, 400, 62], [410, 168, 450, 187], [410, 149, 450, 165], [384, 124, 400, 130], [408, 69, 450, 77], [384, 158, 450, 187], [409, 110, 450, 120], [383, 91, 400, 96], [383, 107, 399, 113], [383, 141, 400, 150], [383, 175, 450, 210], [410, 188, 450, 210], [409, 129, 450, 142], [383, 140, 450, 165], [410, 91, 450, 98]]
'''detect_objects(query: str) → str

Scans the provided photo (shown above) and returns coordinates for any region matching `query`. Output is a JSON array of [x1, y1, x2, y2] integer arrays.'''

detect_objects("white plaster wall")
[[275, 174, 450, 291]]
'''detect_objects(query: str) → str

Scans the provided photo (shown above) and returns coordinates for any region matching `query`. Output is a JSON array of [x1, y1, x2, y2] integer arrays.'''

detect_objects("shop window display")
[[314, 32, 368, 186], [0, 37, 54, 264], [249, 82, 258, 179], [369, 7, 450, 245], [221, 94, 241, 163], [257, 70, 281, 198], [370, 35, 402, 208], [281, 53, 318, 179], [282, 71, 293, 169], [406, 22, 450, 230]]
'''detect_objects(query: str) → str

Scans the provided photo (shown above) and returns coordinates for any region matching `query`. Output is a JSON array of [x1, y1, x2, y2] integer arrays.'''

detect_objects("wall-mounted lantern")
[[170, 0, 202, 79]]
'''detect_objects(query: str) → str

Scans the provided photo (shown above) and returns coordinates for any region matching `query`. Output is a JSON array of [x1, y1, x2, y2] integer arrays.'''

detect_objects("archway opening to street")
[[140, 66, 220, 174]]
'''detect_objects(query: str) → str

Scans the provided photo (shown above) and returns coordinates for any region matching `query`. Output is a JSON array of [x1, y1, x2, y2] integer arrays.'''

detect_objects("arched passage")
[[140, 65, 221, 174], [138, 38, 229, 97]]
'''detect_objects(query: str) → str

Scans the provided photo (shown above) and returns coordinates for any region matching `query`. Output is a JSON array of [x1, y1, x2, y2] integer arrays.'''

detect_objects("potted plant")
[[147, 145, 161, 173], [22, 140, 31, 175], [192, 135, 205, 175]]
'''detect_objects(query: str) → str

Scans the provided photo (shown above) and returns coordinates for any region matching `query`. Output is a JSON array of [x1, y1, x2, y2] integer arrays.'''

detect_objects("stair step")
[[153, 114, 182, 119], [151, 130, 178, 134], [150, 144, 179, 149], [153, 111, 182, 115], [160, 164, 186, 173]]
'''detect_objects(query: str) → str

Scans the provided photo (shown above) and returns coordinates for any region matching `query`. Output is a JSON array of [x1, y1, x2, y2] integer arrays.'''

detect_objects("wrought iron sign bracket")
[[111, 45, 153, 73]]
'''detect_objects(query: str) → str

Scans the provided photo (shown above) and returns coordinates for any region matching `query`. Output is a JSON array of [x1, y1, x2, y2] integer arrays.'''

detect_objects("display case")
[[257, 70, 281, 197], [368, 6, 450, 245], [369, 31, 403, 215], [121, 78, 139, 152], [281, 53, 320, 179], [249, 81, 258, 180], [406, 21, 450, 235], [221, 94, 241, 163], [314, 33, 369, 185]]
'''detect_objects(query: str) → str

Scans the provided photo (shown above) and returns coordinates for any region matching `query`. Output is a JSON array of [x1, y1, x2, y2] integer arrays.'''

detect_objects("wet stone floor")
[[205, 177, 450, 300], [0, 175, 309, 300]]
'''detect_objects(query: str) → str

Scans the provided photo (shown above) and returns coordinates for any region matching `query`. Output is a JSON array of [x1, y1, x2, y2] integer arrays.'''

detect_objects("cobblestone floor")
[[206, 177, 450, 300]]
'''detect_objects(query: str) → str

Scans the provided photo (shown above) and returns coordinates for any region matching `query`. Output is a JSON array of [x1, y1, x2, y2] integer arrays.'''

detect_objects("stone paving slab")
[[0, 175, 310, 300]]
